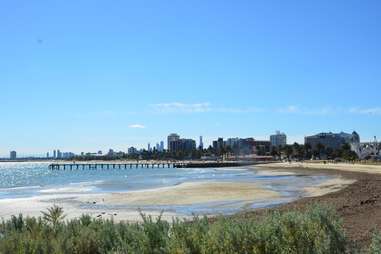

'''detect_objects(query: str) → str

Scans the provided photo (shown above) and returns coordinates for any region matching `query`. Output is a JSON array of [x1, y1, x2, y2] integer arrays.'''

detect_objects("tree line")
[[271, 142, 358, 161], [68, 142, 358, 161]]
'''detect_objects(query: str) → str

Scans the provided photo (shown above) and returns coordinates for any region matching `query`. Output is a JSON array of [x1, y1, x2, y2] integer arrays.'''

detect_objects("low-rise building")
[[62, 152, 75, 159], [128, 147, 138, 155], [211, 137, 261, 155], [238, 138, 256, 155], [253, 140, 271, 155], [352, 137, 380, 159], [304, 131, 360, 151]]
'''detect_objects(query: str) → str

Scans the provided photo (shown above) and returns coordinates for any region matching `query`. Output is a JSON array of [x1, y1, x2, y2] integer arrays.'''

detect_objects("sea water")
[[0, 162, 330, 215]]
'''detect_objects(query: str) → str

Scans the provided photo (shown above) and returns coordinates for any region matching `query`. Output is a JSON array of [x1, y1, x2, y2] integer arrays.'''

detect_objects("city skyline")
[[1, 127, 379, 157], [1, 130, 376, 158], [1, 1, 381, 156]]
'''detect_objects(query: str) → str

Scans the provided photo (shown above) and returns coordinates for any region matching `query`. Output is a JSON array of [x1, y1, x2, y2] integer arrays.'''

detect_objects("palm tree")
[[285, 145, 293, 160], [304, 143, 312, 159], [292, 143, 300, 159], [316, 143, 326, 159], [41, 205, 66, 227], [271, 146, 280, 158]]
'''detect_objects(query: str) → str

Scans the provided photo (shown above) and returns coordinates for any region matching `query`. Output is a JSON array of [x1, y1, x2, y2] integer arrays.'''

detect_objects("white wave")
[[39, 181, 104, 194], [68, 180, 104, 186], [255, 170, 296, 176], [40, 186, 96, 193], [0, 185, 41, 191]]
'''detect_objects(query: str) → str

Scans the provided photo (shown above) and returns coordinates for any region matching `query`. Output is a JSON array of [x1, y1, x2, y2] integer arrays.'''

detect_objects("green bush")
[[369, 230, 381, 254], [0, 205, 350, 253]]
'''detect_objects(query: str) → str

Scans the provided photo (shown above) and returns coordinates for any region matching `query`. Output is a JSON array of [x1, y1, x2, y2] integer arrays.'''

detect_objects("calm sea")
[[0, 162, 330, 215]]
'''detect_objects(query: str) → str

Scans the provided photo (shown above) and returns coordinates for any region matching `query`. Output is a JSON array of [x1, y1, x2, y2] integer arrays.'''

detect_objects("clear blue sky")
[[1, 0, 381, 156]]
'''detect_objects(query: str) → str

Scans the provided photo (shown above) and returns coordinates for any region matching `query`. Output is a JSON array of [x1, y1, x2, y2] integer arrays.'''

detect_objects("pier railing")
[[49, 162, 176, 170], [48, 161, 265, 170]]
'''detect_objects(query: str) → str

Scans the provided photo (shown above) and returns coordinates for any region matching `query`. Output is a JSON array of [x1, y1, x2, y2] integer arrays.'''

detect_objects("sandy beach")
[[250, 162, 381, 249], [0, 181, 280, 222], [0, 171, 353, 223], [79, 181, 279, 206], [256, 161, 381, 174], [2, 161, 378, 248], [0, 196, 179, 222], [303, 177, 355, 197], [254, 163, 360, 198]]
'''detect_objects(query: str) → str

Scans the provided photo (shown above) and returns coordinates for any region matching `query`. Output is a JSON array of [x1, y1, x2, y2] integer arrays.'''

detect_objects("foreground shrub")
[[369, 230, 381, 254], [0, 205, 349, 253]]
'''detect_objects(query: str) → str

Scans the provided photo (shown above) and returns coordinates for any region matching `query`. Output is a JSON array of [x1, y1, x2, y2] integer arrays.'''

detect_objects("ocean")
[[0, 162, 330, 216]]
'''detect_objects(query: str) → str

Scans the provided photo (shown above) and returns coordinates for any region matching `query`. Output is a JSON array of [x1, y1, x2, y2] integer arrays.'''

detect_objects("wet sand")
[[0, 173, 352, 223], [303, 177, 355, 197], [79, 181, 279, 206], [1, 161, 379, 249], [0, 181, 279, 222], [0, 196, 179, 222]]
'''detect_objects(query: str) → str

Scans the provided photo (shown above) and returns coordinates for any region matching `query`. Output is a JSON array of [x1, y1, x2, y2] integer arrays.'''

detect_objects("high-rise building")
[[181, 139, 196, 152], [167, 133, 180, 152], [270, 131, 287, 147], [156, 143, 160, 151], [53, 150, 57, 158], [218, 138, 224, 149], [148, 143, 151, 152], [160, 141, 165, 152], [212, 137, 225, 153], [46, 152, 49, 158], [167, 133, 196, 153], [199, 136, 204, 150], [10, 151, 17, 160], [225, 138, 240, 149], [57, 150, 62, 159]]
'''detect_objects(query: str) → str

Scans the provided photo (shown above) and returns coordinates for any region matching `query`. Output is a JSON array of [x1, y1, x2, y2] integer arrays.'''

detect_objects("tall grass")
[[0, 205, 350, 253]]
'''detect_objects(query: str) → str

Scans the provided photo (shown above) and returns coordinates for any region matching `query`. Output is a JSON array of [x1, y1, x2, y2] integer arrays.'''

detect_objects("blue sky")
[[1, 0, 381, 156]]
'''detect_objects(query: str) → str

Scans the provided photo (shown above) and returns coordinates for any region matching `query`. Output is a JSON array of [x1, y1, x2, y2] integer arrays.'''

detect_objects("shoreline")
[[0, 165, 352, 222], [0, 180, 283, 222], [0, 181, 279, 221], [2, 161, 378, 248], [80, 181, 280, 206], [256, 161, 381, 174], [249, 162, 381, 249]]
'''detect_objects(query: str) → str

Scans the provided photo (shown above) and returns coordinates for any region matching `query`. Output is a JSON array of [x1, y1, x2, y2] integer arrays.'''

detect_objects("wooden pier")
[[48, 161, 268, 170], [49, 162, 177, 170]]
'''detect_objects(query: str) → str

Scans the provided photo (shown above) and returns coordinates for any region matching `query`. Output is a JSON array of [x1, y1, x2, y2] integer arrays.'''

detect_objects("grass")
[[0, 205, 354, 253]]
